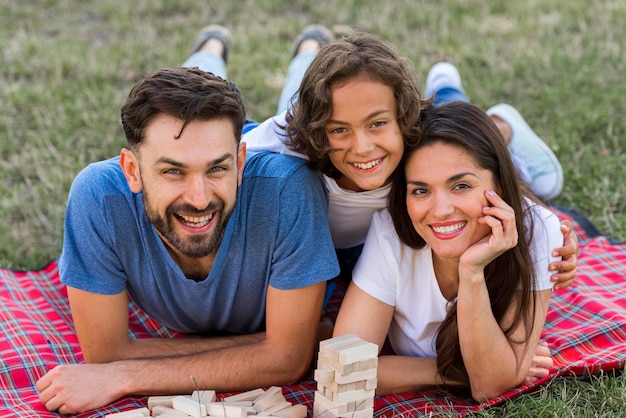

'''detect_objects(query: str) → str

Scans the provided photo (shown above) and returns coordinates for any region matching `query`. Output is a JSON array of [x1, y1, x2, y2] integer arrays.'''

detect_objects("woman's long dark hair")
[[388, 101, 538, 386]]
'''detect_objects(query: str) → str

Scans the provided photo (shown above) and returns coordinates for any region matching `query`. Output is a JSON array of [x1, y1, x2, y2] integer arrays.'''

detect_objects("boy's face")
[[325, 76, 404, 192]]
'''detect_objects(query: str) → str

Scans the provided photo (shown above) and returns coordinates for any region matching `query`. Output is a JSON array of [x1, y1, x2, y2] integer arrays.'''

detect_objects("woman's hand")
[[459, 190, 518, 273]]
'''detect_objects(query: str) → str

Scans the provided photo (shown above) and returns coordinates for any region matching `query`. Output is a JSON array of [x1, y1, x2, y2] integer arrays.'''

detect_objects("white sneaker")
[[425, 62, 464, 99], [486, 103, 564, 200]]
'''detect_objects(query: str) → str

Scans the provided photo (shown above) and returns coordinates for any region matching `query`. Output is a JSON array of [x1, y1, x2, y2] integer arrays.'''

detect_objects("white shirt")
[[352, 201, 561, 358], [243, 112, 389, 249]]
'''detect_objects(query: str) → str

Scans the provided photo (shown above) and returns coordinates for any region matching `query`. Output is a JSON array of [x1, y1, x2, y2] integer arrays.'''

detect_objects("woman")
[[334, 101, 561, 400]]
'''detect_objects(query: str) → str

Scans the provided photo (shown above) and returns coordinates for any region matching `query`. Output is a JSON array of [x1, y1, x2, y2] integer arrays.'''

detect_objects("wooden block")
[[336, 407, 373, 418], [253, 386, 282, 403], [104, 408, 150, 418], [148, 395, 180, 410], [337, 341, 378, 364], [219, 401, 254, 407], [253, 391, 285, 413], [354, 397, 374, 411], [319, 335, 363, 361], [158, 415, 197, 418], [334, 367, 377, 384], [318, 353, 353, 375], [224, 388, 266, 403], [314, 367, 335, 384], [192, 390, 216, 404], [206, 402, 247, 418], [257, 400, 292, 416], [335, 389, 375, 404], [356, 357, 378, 372], [272, 404, 307, 418], [253, 386, 285, 413], [313, 391, 349, 416], [151, 406, 190, 417], [364, 378, 377, 391], [172, 395, 207, 418], [323, 385, 335, 402]]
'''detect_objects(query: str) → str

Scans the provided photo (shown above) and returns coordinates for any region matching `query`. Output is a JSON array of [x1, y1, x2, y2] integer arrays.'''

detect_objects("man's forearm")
[[112, 338, 311, 396], [98, 332, 266, 362]]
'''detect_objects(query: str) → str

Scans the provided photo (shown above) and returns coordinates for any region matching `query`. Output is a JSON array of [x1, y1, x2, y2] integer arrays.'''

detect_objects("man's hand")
[[36, 364, 123, 414]]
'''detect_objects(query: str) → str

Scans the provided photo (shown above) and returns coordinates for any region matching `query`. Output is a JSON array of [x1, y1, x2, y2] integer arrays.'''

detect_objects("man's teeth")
[[179, 213, 213, 227], [432, 223, 465, 234], [353, 158, 381, 170]]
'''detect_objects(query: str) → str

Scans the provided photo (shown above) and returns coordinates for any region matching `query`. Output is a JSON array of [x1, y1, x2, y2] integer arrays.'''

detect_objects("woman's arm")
[[333, 283, 393, 355], [457, 279, 552, 401], [334, 283, 450, 395], [455, 191, 554, 400]]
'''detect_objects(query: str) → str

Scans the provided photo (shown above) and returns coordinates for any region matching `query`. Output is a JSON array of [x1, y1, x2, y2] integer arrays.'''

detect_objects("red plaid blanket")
[[1, 209, 625, 417]]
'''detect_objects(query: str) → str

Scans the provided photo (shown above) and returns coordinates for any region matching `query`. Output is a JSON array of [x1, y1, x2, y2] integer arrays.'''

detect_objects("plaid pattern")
[[1, 209, 625, 417]]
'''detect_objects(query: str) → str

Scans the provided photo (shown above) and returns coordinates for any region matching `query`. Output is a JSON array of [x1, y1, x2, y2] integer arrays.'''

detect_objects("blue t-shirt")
[[59, 151, 339, 333]]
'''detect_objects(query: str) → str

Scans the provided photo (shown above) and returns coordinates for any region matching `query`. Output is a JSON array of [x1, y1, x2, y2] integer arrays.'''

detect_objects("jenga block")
[[337, 341, 378, 364], [320, 335, 365, 362], [192, 389, 216, 404], [336, 407, 374, 418], [318, 353, 353, 375], [148, 395, 180, 410], [356, 357, 378, 372], [314, 366, 335, 384], [313, 391, 350, 415], [151, 406, 190, 417], [219, 401, 254, 408], [224, 388, 266, 403], [104, 408, 150, 418], [206, 402, 247, 418], [335, 388, 375, 404], [334, 367, 377, 384], [158, 415, 196, 418], [354, 397, 374, 411], [272, 404, 307, 418], [253, 386, 285, 412], [257, 400, 292, 416], [172, 395, 207, 418], [364, 378, 377, 391]]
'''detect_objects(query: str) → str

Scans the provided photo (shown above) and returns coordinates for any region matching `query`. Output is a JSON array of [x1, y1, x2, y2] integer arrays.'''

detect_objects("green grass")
[[1, 0, 624, 415]]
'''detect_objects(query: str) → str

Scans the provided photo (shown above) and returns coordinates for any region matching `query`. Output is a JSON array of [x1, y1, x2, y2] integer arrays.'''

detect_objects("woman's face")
[[404, 142, 499, 261], [325, 76, 405, 192]]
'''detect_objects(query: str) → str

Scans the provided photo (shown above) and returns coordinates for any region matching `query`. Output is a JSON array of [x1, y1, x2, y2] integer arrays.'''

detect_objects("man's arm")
[[67, 286, 264, 363], [36, 281, 325, 414]]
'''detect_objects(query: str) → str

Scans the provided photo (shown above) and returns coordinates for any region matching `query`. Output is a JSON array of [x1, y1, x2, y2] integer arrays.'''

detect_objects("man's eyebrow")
[[154, 153, 235, 168]]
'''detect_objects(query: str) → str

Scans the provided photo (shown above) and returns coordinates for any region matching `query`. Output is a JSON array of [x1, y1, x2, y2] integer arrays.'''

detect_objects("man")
[[36, 67, 339, 414]]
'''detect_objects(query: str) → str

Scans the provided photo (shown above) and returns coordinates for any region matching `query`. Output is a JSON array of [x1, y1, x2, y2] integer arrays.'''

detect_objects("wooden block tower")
[[313, 334, 378, 418]]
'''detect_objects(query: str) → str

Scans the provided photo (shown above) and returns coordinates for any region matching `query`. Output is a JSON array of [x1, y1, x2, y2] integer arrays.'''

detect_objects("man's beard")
[[142, 190, 234, 258]]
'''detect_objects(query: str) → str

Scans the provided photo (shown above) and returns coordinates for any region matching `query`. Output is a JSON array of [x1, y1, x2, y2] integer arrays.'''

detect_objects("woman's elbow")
[[470, 376, 524, 402]]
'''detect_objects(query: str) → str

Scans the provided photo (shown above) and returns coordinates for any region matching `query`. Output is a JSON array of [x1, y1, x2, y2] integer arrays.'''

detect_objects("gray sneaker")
[[486, 103, 564, 200]]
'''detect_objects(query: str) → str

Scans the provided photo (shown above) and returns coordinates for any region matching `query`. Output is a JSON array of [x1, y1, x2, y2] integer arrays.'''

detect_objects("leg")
[[276, 25, 335, 115], [424, 62, 563, 200], [424, 62, 470, 105], [486, 104, 564, 200], [182, 25, 231, 80]]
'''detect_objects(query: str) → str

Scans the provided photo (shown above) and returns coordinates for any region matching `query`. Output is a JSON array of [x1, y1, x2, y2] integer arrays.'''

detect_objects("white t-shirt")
[[243, 112, 389, 249], [352, 201, 561, 358]]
